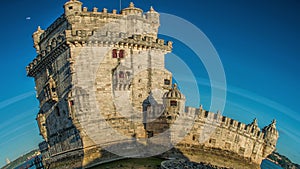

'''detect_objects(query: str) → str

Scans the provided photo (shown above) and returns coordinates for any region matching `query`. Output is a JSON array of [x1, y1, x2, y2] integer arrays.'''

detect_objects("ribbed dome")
[[121, 2, 143, 14], [163, 84, 184, 99], [263, 119, 278, 136]]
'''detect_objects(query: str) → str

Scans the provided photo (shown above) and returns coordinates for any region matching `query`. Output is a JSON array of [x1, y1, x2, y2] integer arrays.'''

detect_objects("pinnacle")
[[253, 118, 258, 125], [35, 26, 44, 33], [148, 6, 157, 13], [150, 6, 154, 12], [173, 83, 178, 89], [271, 119, 277, 127], [129, 2, 135, 8]]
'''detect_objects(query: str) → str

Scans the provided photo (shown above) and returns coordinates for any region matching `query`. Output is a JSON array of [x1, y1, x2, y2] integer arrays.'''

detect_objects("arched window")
[[112, 49, 117, 58], [119, 50, 124, 58]]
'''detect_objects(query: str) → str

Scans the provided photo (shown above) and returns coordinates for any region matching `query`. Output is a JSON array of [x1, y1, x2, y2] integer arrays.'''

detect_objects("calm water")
[[261, 159, 284, 169]]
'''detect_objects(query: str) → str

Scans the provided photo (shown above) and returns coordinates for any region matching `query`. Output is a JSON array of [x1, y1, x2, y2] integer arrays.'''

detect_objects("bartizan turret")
[[262, 119, 279, 157], [163, 84, 185, 122], [64, 0, 82, 16]]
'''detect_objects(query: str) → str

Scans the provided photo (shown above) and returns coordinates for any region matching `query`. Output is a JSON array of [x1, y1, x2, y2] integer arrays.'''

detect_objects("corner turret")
[[145, 6, 160, 38], [163, 84, 186, 121], [64, 0, 83, 16], [262, 119, 279, 157]]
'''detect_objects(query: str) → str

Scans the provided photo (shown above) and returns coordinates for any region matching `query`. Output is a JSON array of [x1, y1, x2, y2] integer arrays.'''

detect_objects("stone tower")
[[27, 0, 173, 167], [27, 1, 279, 168]]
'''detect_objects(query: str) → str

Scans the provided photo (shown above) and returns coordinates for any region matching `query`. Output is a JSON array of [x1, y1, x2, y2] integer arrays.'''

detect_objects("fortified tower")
[[27, 1, 279, 168]]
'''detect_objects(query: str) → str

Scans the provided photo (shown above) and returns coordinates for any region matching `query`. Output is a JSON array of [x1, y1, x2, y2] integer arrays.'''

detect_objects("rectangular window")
[[170, 100, 177, 106], [112, 49, 117, 58]]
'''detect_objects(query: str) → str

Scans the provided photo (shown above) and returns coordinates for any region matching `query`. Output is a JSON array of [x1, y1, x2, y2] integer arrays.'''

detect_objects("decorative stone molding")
[[27, 41, 68, 77]]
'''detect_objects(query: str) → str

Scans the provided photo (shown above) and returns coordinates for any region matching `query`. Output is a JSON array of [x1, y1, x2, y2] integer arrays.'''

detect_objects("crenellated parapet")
[[27, 0, 169, 77], [175, 105, 278, 165], [65, 32, 172, 51], [181, 106, 276, 141], [117, 34, 172, 51], [63, 1, 160, 38]]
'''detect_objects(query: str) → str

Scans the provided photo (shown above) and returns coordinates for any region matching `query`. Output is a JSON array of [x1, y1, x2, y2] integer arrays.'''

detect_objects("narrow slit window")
[[55, 107, 60, 117]]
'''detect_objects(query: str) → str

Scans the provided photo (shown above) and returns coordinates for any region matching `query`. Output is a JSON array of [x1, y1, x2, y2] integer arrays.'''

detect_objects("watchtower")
[[27, 0, 174, 167]]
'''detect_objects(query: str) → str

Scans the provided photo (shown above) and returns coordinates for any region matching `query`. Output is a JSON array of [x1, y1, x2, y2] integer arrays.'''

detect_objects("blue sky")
[[0, 0, 299, 167]]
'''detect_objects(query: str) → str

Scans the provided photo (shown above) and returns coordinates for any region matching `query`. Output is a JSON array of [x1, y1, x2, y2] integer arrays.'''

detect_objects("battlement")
[[172, 106, 279, 165], [27, 1, 166, 77], [181, 106, 274, 141], [66, 33, 172, 50], [64, 1, 157, 18], [35, 2, 160, 48]]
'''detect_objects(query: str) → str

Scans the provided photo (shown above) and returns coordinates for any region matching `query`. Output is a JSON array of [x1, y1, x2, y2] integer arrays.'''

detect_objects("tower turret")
[[64, 0, 83, 16], [262, 119, 279, 157], [145, 6, 160, 38], [163, 84, 186, 122]]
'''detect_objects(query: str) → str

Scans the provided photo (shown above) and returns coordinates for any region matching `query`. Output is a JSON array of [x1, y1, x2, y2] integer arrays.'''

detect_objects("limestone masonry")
[[26, 1, 279, 168]]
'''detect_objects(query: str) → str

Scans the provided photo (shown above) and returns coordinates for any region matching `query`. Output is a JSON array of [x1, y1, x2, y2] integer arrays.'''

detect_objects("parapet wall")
[[172, 106, 272, 165], [183, 106, 264, 139]]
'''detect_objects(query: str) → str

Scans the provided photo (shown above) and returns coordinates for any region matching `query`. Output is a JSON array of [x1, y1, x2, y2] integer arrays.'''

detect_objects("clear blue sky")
[[0, 0, 299, 167]]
